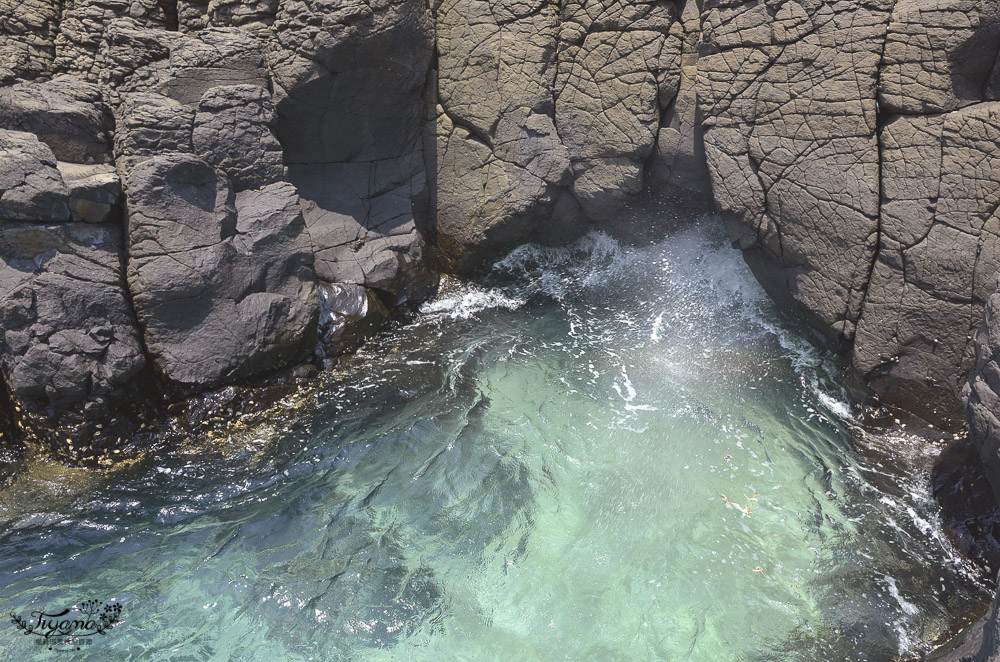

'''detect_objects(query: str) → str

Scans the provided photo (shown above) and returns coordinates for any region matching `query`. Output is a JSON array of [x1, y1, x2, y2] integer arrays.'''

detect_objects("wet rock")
[[316, 282, 388, 360], [967, 287, 1000, 508], [0, 221, 147, 450]]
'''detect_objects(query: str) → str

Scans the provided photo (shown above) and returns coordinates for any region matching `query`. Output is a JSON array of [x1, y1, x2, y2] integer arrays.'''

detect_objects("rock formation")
[[2, 0, 1000, 653], [0, 0, 997, 459]]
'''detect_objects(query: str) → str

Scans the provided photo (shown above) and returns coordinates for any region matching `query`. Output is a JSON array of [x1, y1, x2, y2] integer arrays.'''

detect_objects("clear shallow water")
[[0, 219, 988, 661]]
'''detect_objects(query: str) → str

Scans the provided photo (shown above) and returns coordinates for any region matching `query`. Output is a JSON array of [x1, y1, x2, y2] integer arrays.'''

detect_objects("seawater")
[[0, 219, 989, 661]]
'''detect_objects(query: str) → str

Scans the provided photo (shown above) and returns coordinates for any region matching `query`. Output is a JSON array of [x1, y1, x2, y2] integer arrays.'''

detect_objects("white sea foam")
[[419, 284, 525, 320]]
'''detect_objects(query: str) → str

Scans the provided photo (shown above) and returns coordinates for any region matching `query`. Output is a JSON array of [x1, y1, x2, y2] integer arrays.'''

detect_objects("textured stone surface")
[[126, 154, 318, 389], [114, 92, 195, 177], [97, 18, 179, 104], [648, 0, 707, 193], [700, 0, 890, 347], [0, 75, 113, 163], [957, 290, 1000, 662], [52, 0, 175, 83], [880, 0, 1000, 115], [0, 129, 70, 222], [853, 106, 1000, 425], [555, 0, 681, 218], [0, 221, 146, 448], [268, 0, 436, 297], [432, 0, 685, 265], [0, 0, 60, 79], [58, 162, 122, 223], [967, 289, 1000, 507], [192, 84, 285, 191]]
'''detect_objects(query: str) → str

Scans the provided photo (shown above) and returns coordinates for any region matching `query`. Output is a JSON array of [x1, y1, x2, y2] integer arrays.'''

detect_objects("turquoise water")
[[0, 220, 987, 660]]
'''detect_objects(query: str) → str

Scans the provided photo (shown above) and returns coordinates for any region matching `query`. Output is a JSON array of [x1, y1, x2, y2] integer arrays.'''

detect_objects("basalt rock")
[[967, 288, 1000, 509], [699, 0, 889, 350], [939, 285, 1000, 661], [0, 75, 113, 164], [58, 162, 122, 223], [125, 154, 318, 390], [192, 84, 285, 191], [880, 0, 1000, 115], [843, 1, 1000, 425], [52, 0, 176, 83], [0, 221, 147, 452], [316, 282, 389, 361], [0, 0, 999, 471], [113, 92, 195, 177], [268, 0, 436, 298], [555, 0, 682, 218], [431, 0, 700, 268], [0, 0, 60, 79], [0, 129, 70, 222], [852, 105, 1000, 427]]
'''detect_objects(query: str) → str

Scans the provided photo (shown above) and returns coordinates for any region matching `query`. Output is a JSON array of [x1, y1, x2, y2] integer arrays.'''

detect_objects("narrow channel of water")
[[0, 218, 988, 660]]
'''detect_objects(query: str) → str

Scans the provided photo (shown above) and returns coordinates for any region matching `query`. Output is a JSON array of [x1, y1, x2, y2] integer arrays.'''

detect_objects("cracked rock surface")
[[0, 221, 146, 451], [126, 154, 318, 389], [699, 0, 889, 351], [0, 0, 1000, 472]]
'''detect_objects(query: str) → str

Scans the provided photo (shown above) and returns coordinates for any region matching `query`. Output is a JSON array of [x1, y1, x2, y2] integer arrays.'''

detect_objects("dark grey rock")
[[158, 28, 268, 105], [114, 92, 195, 177], [316, 282, 388, 360], [0, 75, 113, 163], [52, 0, 175, 83], [192, 84, 285, 191], [97, 18, 179, 104], [967, 287, 1000, 507], [0, 129, 70, 221], [555, 0, 681, 219], [0, 220, 147, 449], [268, 0, 435, 297], [126, 153, 319, 389]]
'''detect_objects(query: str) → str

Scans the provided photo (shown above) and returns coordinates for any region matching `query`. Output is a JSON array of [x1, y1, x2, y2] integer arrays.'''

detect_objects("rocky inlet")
[[3, 0, 1000, 659]]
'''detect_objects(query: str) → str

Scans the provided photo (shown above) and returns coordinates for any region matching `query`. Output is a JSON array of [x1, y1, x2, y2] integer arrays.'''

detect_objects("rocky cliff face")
[[700, 0, 1000, 428], [0, 0, 998, 455]]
